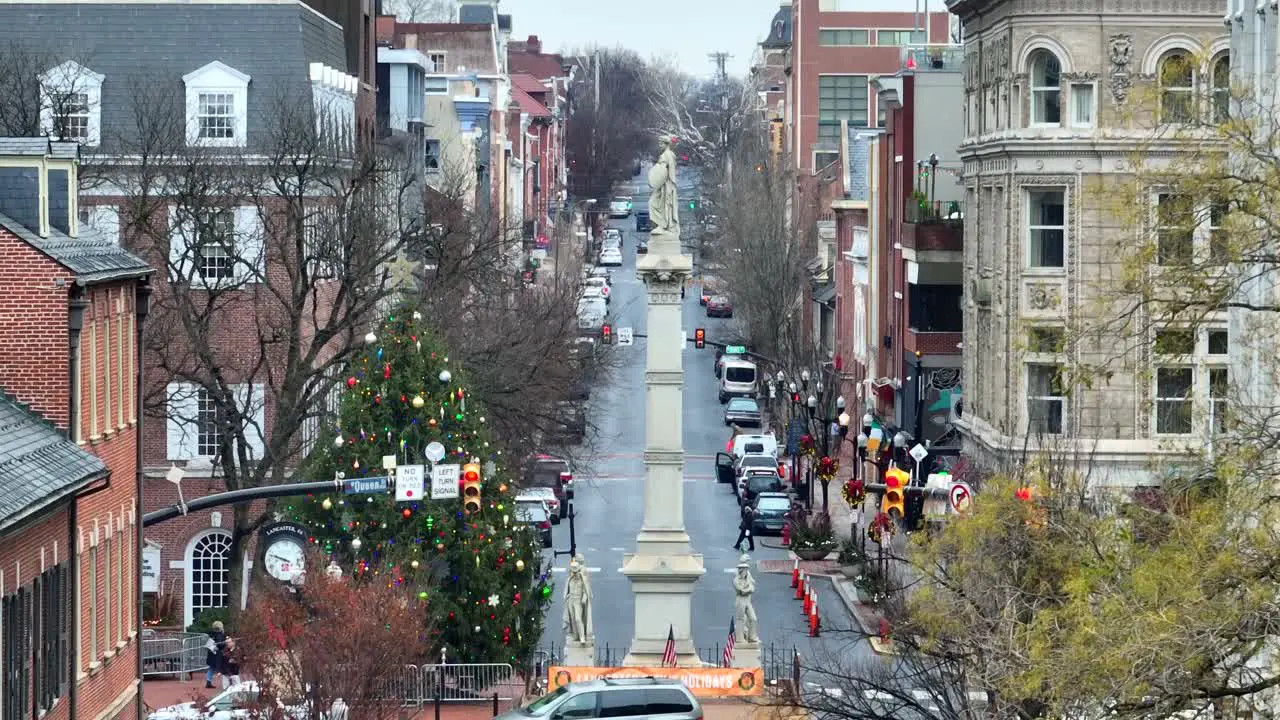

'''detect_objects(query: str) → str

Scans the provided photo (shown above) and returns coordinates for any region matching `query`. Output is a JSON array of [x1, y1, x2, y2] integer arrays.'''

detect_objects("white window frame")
[[1209, 366, 1229, 434], [1152, 327, 1228, 436], [425, 76, 449, 95], [817, 74, 870, 141], [166, 382, 265, 461], [39, 61, 104, 147], [1211, 54, 1230, 123], [1152, 192, 1226, 266], [875, 28, 926, 46], [427, 52, 446, 73], [169, 204, 264, 287], [1154, 365, 1195, 435], [1070, 82, 1095, 127], [182, 61, 250, 148], [1025, 362, 1066, 435], [1026, 187, 1067, 269], [1158, 52, 1196, 125], [1029, 51, 1062, 127]]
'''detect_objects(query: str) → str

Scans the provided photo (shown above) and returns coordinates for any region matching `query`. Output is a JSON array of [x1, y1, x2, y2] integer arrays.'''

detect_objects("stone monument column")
[[622, 136, 705, 667]]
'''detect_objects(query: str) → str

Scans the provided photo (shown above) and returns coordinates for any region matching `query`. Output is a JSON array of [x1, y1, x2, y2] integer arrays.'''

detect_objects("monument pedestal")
[[562, 639, 596, 667], [733, 642, 762, 669]]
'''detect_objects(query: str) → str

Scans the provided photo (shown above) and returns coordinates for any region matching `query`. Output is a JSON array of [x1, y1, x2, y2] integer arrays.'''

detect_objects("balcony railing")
[[906, 198, 964, 225], [901, 45, 965, 73]]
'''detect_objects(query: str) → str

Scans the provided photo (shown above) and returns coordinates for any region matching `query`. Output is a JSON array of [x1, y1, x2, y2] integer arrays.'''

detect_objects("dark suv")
[[501, 678, 703, 720]]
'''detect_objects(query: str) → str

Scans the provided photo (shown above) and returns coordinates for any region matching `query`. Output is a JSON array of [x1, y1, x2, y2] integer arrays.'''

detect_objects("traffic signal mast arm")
[[863, 483, 952, 498], [623, 330, 779, 366]]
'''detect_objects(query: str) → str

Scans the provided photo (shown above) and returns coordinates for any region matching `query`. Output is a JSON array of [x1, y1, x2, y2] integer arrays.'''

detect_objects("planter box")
[[794, 548, 831, 561], [839, 564, 863, 579]]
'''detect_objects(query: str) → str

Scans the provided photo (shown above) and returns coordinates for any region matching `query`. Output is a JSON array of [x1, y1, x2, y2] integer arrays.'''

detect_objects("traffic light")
[[882, 466, 909, 521], [694, 328, 705, 349], [462, 463, 482, 513], [688, 200, 697, 209], [601, 324, 613, 345]]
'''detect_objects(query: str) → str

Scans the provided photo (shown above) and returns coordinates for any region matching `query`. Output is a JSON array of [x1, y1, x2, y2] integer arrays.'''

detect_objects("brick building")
[[0, 139, 153, 720], [0, 0, 360, 629], [508, 35, 572, 222]]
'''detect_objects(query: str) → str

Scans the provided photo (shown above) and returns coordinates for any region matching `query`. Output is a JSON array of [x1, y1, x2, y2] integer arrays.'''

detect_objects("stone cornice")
[[957, 132, 1225, 159]]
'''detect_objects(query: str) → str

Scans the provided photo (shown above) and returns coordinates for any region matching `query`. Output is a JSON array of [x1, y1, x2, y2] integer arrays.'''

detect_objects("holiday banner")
[[548, 666, 764, 697]]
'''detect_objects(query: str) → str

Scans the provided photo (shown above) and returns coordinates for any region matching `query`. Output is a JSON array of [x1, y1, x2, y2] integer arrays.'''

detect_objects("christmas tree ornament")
[[403, 508, 412, 518], [487, 594, 500, 606], [439, 369, 452, 383], [365, 331, 377, 344], [334, 435, 345, 447], [411, 560, 420, 568], [515, 559, 525, 571], [412, 395, 425, 408], [322, 498, 333, 510], [351, 537, 362, 549], [347, 377, 358, 388]]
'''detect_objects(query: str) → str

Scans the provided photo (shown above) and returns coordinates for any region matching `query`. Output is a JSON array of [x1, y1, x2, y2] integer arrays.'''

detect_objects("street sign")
[[948, 482, 973, 513], [724, 345, 746, 355], [431, 464, 461, 500], [786, 418, 806, 456], [909, 443, 929, 463], [396, 464, 425, 502], [343, 476, 390, 495], [617, 327, 634, 346]]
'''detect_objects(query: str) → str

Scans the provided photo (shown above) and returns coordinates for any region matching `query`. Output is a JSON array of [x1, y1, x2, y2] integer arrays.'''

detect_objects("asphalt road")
[[536, 177, 867, 674]]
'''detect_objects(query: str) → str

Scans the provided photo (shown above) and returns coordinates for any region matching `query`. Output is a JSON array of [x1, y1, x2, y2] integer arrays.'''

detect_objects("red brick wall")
[[791, 0, 950, 172], [0, 230, 73, 427], [902, 221, 963, 252], [905, 330, 962, 356]]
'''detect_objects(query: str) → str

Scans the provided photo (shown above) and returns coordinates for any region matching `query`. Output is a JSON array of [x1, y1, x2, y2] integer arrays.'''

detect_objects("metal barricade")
[[419, 663, 520, 703], [376, 664, 424, 707], [142, 630, 209, 677]]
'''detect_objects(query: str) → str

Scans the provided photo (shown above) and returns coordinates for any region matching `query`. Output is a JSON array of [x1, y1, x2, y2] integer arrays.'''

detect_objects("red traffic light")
[[694, 328, 705, 349], [464, 468, 480, 483], [601, 324, 613, 344]]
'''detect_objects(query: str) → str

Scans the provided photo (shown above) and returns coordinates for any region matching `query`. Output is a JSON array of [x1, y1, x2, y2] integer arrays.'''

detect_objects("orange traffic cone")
[[795, 570, 805, 600], [802, 583, 812, 616], [809, 595, 821, 637], [790, 559, 800, 588]]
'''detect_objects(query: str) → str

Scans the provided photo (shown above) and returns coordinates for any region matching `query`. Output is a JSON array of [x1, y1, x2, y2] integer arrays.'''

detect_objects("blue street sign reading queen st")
[[342, 476, 391, 495]]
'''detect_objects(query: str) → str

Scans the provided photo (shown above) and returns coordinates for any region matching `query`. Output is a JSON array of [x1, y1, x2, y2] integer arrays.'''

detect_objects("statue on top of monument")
[[647, 135, 681, 240]]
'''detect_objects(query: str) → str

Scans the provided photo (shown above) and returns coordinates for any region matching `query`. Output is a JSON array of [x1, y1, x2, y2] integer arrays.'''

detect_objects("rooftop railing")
[[901, 44, 965, 73]]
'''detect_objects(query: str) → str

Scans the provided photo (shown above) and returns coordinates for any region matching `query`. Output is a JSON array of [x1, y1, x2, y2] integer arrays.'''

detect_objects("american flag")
[[723, 618, 736, 667], [662, 625, 678, 667]]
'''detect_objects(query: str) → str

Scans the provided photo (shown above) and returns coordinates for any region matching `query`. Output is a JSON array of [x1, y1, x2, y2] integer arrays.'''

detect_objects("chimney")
[[526, 35, 541, 54]]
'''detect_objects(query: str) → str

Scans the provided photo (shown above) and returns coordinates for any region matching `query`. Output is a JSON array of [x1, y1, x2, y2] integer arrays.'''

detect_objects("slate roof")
[[0, 210, 152, 284], [510, 73, 549, 96], [0, 2, 348, 151], [0, 391, 109, 534], [509, 48, 566, 81], [761, 5, 793, 49]]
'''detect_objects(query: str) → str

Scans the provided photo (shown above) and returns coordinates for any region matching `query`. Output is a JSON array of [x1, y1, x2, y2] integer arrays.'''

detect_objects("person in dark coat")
[[221, 639, 242, 688], [733, 503, 756, 552], [204, 621, 227, 688]]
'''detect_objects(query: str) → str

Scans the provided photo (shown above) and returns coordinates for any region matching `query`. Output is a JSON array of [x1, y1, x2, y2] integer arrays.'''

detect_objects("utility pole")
[[707, 52, 734, 187]]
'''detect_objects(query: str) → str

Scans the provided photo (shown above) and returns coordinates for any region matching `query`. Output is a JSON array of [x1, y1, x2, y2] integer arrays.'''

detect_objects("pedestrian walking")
[[733, 503, 756, 552], [204, 621, 227, 688], [221, 638, 242, 688]]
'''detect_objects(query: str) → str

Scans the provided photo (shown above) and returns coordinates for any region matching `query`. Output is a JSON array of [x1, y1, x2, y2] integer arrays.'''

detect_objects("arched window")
[[1159, 52, 1196, 124], [1029, 50, 1062, 125], [187, 531, 232, 626], [1212, 54, 1230, 123]]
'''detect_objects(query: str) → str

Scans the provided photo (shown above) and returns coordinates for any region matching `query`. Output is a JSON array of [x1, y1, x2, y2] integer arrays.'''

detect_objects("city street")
[[536, 179, 866, 670]]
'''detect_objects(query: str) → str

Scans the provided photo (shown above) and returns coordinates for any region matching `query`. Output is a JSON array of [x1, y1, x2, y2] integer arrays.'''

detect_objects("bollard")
[[493, 692, 499, 716], [790, 559, 800, 588], [802, 584, 812, 616], [795, 570, 805, 600]]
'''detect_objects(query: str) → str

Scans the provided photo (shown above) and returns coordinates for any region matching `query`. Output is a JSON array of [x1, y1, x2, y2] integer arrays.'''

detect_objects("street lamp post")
[[805, 390, 846, 513]]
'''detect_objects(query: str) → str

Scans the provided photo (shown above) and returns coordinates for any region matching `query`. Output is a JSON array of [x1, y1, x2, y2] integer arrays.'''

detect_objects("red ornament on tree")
[[347, 377, 358, 388], [402, 508, 412, 518]]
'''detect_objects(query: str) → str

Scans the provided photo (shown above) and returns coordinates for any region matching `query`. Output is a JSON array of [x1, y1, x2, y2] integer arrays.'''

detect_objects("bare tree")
[[380, 0, 454, 21], [643, 59, 763, 173], [564, 47, 656, 201]]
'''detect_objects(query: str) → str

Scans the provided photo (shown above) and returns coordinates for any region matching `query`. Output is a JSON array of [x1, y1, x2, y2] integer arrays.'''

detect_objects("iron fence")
[[141, 630, 208, 678], [536, 642, 799, 682]]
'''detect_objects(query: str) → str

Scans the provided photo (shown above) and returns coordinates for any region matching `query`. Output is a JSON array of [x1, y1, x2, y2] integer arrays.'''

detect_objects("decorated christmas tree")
[[291, 311, 553, 664]]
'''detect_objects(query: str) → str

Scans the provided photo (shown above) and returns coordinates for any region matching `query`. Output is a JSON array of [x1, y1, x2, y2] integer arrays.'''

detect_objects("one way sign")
[[617, 327, 634, 346]]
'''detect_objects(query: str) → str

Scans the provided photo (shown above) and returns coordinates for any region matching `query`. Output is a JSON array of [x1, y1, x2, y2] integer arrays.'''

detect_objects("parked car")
[[515, 501, 554, 548], [724, 396, 762, 427], [699, 276, 723, 305], [523, 455, 574, 512], [588, 266, 612, 285], [718, 360, 759, 404], [602, 228, 622, 242], [706, 296, 733, 318], [598, 247, 623, 266], [577, 297, 608, 332], [500, 678, 702, 720], [550, 401, 587, 444], [635, 211, 651, 232], [146, 681, 348, 720], [729, 433, 779, 459], [609, 197, 633, 218], [517, 488, 561, 523], [636, 240, 649, 254], [739, 470, 785, 507], [734, 454, 781, 495], [752, 492, 792, 535]]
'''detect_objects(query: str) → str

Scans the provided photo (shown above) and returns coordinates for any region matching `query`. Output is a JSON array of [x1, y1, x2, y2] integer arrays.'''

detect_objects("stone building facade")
[[949, 0, 1228, 486]]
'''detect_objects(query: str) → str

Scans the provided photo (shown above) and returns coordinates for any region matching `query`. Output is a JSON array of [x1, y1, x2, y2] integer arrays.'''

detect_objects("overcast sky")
[[498, 0, 787, 77]]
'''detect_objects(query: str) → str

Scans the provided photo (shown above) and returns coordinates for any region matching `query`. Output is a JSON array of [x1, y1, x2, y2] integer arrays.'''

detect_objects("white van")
[[718, 360, 758, 403]]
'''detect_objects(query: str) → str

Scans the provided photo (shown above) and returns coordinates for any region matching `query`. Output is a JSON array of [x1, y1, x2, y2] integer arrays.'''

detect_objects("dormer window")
[[182, 61, 250, 147], [40, 61, 105, 146]]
